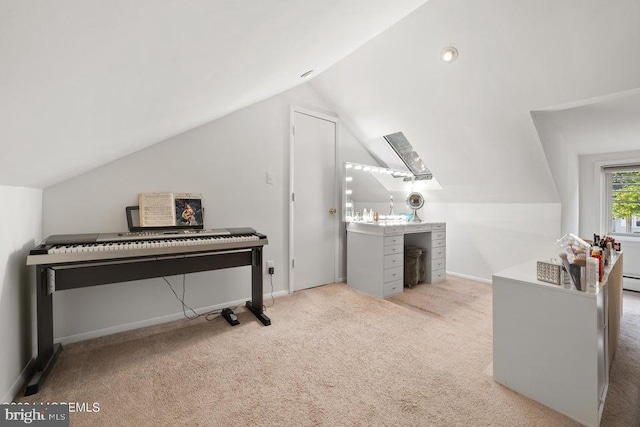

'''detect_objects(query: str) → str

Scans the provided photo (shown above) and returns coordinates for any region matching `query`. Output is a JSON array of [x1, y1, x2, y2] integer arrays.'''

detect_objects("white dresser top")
[[492, 253, 622, 299], [346, 221, 445, 235]]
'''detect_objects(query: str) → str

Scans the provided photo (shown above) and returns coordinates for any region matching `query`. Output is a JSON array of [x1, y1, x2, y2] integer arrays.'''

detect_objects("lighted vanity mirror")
[[343, 162, 433, 222]]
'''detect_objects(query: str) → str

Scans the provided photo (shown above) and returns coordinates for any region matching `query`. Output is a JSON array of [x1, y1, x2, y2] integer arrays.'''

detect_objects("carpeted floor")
[[17, 276, 640, 426]]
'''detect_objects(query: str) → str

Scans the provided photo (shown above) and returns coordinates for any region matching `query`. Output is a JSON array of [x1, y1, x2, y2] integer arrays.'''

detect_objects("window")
[[383, 132, 433, 179], [603, 165, 640, 236]]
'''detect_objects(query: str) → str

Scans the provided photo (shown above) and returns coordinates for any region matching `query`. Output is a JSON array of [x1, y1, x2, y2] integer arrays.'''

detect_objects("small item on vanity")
[[573, 257, 587, 291], [614, 242, 621, 252], [373, 211, 379, 222], [362, 209, 368, 221], [591, 247, 603, 282], [574, 252, 587, 262], [389, 195, 394, 216], [561, 266, 571, 288], [586, 257, 598, 291], [558, 253, 576, 288], [569, 263, 583, 291], [606, 242, 613, 264], [537, 261, 562, 285]]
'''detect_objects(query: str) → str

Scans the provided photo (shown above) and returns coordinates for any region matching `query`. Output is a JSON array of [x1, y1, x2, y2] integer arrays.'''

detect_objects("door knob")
[[328, 208, 337, 214]]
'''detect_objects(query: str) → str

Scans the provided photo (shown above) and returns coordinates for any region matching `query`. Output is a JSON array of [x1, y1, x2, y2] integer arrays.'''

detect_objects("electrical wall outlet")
[[267, 261, 274, 269]]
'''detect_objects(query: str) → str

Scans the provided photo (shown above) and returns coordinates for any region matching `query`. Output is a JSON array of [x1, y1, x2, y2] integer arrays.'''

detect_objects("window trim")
[[600, 162, 640, 239]]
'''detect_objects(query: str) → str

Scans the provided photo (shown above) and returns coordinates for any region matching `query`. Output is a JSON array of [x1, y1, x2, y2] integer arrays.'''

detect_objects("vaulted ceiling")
[[0, 0, 426, 188], [3, 0, 640, 200], [311, 0, 640, 203]]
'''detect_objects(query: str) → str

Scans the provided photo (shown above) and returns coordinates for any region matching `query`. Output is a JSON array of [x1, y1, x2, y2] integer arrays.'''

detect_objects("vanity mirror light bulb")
[[345, 163, 353, 168], [363, 166, 371, 171], [346, 177, 353, 182], [355, 165, 363, 170], [346, 202, 353, 207], [345, 190, 352, 195], [371, 168, 378, 172]]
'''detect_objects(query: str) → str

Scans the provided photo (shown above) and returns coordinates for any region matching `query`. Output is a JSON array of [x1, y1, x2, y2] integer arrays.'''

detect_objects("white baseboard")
[[5, 291, 289, 403], [446, 271, 492, 285], [623, 276, 640, 292], [56, 290, 289, 346], [2, 357, 36, 403]]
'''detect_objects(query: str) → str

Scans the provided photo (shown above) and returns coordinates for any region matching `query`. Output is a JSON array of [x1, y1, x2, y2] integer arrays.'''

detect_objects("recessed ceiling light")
[[441, 46, 458, 63], [301, 70, 314, 79]]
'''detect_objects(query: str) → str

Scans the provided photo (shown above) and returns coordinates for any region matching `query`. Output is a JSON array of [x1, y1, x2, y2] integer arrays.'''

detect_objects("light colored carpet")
[[601, 290, 640, 426], [17, 276, 639, 426]]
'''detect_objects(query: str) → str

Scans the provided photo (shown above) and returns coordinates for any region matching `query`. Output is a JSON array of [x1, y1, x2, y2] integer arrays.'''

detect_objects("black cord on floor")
[[159, 261, 238, 321]]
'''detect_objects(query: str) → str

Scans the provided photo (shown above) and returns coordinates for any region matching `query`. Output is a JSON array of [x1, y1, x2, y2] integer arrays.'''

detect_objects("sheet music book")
[[138, 192, 203, 227]]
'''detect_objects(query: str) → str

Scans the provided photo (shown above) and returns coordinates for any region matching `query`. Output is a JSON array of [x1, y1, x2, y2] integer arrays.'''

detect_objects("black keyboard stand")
[[25, 244, 270, 396]]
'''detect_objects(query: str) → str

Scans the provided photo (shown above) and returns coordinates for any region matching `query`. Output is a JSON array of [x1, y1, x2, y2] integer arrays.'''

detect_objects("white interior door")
[[291, 109, 338, 291]]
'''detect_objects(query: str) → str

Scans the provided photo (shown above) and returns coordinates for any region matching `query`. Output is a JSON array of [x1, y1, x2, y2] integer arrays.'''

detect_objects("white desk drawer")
[[430, 269, 446, 283], [432, 239, 445, 248], [432, 223, 446, 231], [384, 235, 403, 246], [384, 226, 404, 235], [431, 247, 446, 260], [384, 253, 403, 269], [384, 244, 403, 256], [384, 266, 403, 283], [405, 223, 432, 233], [383, 279, 403, 297], [433, 231, 445, 241], [432, 258, 446, 271]]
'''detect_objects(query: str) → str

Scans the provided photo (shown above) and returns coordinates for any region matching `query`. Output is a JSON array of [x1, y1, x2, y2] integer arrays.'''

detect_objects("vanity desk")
[[346, 221, 446, 298], [492, 253, 623, 427]]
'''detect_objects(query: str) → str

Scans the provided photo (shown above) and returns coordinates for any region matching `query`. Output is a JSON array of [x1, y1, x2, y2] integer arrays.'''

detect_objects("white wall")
[[0, 185, 42, 402], [580, 150, 640, 277], [424, 203, 561, 282], [42, 83, 373, 342], [531, 111, 579, 235]]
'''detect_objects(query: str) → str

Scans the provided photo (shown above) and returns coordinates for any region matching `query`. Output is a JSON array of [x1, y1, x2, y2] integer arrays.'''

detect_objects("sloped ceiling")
[[311, 0, 640, 203], [0, 0, 427, 188], [534, 89, 640, 156]]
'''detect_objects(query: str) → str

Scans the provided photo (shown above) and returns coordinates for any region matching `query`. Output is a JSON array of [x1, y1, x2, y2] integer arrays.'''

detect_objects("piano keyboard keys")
[[47, 235, 260, 254]]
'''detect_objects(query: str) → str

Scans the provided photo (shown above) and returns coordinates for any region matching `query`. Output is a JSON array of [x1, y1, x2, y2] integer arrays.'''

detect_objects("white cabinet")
[[346, 222, 446, 298], [492, 254, 623, 427]]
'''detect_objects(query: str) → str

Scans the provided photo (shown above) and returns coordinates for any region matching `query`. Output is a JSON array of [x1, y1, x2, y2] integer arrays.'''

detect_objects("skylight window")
[[383, 132, 432, 179]]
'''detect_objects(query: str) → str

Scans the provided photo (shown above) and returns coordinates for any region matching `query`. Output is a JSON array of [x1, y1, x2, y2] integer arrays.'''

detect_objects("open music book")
[[138, 192, 203, 227]]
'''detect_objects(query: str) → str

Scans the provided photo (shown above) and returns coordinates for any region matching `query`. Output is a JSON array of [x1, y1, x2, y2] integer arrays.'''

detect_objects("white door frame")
[[289, 105, 340, 293]]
